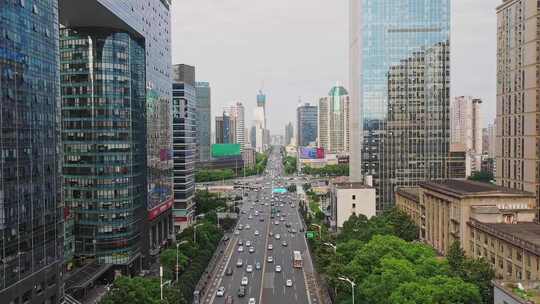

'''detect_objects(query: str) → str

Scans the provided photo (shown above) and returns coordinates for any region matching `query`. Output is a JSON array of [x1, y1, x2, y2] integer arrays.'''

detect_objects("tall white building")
[[318, 85, 351, 154], [487, 121, 497, 159], [451, 96, 483, 174], [225, 102, 246, 149]]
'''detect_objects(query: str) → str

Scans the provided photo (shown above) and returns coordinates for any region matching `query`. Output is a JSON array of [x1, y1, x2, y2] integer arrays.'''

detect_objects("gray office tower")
[[296, 103, 318, 147], [349, 0, 451, 211], [196, 82, 211, 162], [59, 0, 172, 272], [172, 65, 197, 232], [0, 1, 64, 303]]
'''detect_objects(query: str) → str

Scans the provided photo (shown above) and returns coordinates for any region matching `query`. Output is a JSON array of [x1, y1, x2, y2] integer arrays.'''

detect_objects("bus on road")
[[293, 251, 303, 268]]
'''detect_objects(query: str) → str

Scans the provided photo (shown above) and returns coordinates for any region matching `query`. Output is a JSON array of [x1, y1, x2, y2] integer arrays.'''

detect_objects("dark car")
[[226, 267, 233, 276], [238, 286, 246, 297]]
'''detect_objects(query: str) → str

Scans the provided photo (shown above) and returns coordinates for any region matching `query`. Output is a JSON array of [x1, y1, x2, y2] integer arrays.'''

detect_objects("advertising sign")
[[299, 147, 325, 159]]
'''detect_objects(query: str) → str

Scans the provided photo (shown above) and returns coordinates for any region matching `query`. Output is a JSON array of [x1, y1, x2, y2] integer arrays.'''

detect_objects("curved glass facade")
[[0, 0, 63, 302], [354, 0, 451, 211], [60, 28, 146, 265]]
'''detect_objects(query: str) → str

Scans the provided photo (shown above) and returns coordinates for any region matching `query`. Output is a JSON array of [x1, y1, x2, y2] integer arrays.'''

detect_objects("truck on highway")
[[293, 250, 303, 268]]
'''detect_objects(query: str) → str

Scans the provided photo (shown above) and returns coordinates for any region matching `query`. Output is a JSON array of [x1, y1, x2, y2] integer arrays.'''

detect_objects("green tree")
[[468, 171, 494, 183], [447, 241, 466, 275], [100, 277, 185, 304], [390, 276, 481, 304]]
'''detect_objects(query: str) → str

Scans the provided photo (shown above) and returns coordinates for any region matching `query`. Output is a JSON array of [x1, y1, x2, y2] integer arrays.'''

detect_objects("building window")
[[352, 195, 356, 200], [352, 203, 356, 208]]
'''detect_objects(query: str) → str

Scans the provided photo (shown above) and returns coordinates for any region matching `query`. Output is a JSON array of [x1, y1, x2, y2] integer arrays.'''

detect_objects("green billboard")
[[212, 144, 241, 158]]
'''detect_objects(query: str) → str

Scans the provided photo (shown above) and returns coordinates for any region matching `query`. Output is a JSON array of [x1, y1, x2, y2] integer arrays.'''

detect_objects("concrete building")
[[224, 102, 246, 149], [196, 82, 211, 162], [451, 96, 483, 175], [396, 180, 537, 265], [242, 147, 257, 168], [250, 125, 257, 149], [215, 112, 233, 144], [488, 121, 497, 159], [349, 0, 451, 212], [297, 103, 318, 147], [0, 2, 64, 303], [330, 182, 376, 229], [59, 0, 172, 274], [285, 122, 294, 146], [318, 85, 351, 154], [172, 64, 197, 232], [496, 0, 540, 214]]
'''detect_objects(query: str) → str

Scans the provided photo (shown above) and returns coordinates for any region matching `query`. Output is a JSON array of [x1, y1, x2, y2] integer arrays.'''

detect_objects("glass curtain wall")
[[60, 28, 146, 265]]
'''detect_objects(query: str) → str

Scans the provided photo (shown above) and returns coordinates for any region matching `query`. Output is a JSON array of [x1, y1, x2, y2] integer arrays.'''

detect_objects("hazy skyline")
[[171, 0, 497, 135]]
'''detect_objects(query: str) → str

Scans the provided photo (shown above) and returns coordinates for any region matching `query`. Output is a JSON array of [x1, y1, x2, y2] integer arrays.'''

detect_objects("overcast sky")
[[171, 0, 498, 135]]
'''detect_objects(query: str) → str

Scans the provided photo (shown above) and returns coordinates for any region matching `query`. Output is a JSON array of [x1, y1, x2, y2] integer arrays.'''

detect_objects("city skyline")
[[171, 0, 497, 135]]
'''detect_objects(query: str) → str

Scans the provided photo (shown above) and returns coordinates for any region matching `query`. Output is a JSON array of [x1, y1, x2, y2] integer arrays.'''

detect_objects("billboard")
[[299, 147, 325, 159], [212, 144, 241, 157]]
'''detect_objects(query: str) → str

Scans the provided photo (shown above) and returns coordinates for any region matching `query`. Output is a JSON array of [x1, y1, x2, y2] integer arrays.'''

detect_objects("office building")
[[496, 0, 540, 212], [285, 122, 294, 146], [172, 65, 196, 232], [250, 125, 257, 149], [350, 0, 451, 211], [0, 2, 63, 303], [59, 0, 172, 271], [297, 103, 318, 147], [215, 113, 234, 144], [224, 102, 246, 149], [196, 82, 211, 162], [396, 181, 537, 275], [318, 85, 351, 154], [451, 96, 483, 175]]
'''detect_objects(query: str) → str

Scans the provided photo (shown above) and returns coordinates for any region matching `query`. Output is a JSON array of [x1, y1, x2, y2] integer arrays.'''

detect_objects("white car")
[[275, 234, 281, 240], [245, 224, 250, 230], [216, 286, 225, 297], [254, 230, 259, 236], [267, 244, 273, 250], [246, 241, 251, 247], [237, 246, 244, 252], [249, 246, 255, 253], [248, 215, 253, 219], [246, 265, 253, 273], [248, 298, 256, 304], [267, 256, 273, 263], [275, 265, 281, 272], [286, 279, 293, 287], [234, 230, 240, 235], [241, 276, 249, 286]]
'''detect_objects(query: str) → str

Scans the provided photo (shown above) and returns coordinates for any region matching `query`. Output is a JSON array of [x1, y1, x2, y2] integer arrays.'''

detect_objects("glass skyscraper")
[[296, 103, 318, 147], [59, 0, 172, 268], [0, 1, 63, 303], [350, 0, 451, 211], [196, 82, 211, 162], [60, 28, 146, 265], [172, 65, 197, 232]]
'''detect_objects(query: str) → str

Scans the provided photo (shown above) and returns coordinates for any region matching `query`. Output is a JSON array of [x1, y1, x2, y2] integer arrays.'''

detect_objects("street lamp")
[[338, 276, 356, 304], [193, 224, 203, 243], [323, 242, 336, 253], [176, 240, 188, 282], [159, 266, 171, 300]]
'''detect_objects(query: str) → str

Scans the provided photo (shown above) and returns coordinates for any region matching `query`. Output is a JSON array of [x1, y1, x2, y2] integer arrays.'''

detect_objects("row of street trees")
[[100, 191, 229, 304], [195, 152, 268, 182], [302, 164, 349, 176], [307, 209, 494, 304], [282, 156, 297, 174]]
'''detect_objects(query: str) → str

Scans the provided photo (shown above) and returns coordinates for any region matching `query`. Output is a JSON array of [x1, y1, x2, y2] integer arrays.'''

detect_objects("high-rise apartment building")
[[0, 2, 64, 303], [225, 102, 246, 149], [318, 85, 351, 154], [172, 64, 196, 232], [487, 121, 497, 159], [296, 103, 318, 147], [59, 0, 172, 269], [350, 0, 451, 211], [451, 96, 483, 175], [496, 0, 538, 209], [250, 125, 257, 149], [285, 122, 294, 146], [196, 82, 211, 162]]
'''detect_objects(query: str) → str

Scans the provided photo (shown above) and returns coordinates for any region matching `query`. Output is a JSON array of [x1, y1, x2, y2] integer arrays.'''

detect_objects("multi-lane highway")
[[204, 147, 316, 304]]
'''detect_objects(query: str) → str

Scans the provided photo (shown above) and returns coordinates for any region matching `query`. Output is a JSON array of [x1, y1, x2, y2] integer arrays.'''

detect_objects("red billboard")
[[148, 198, 173, 221]]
